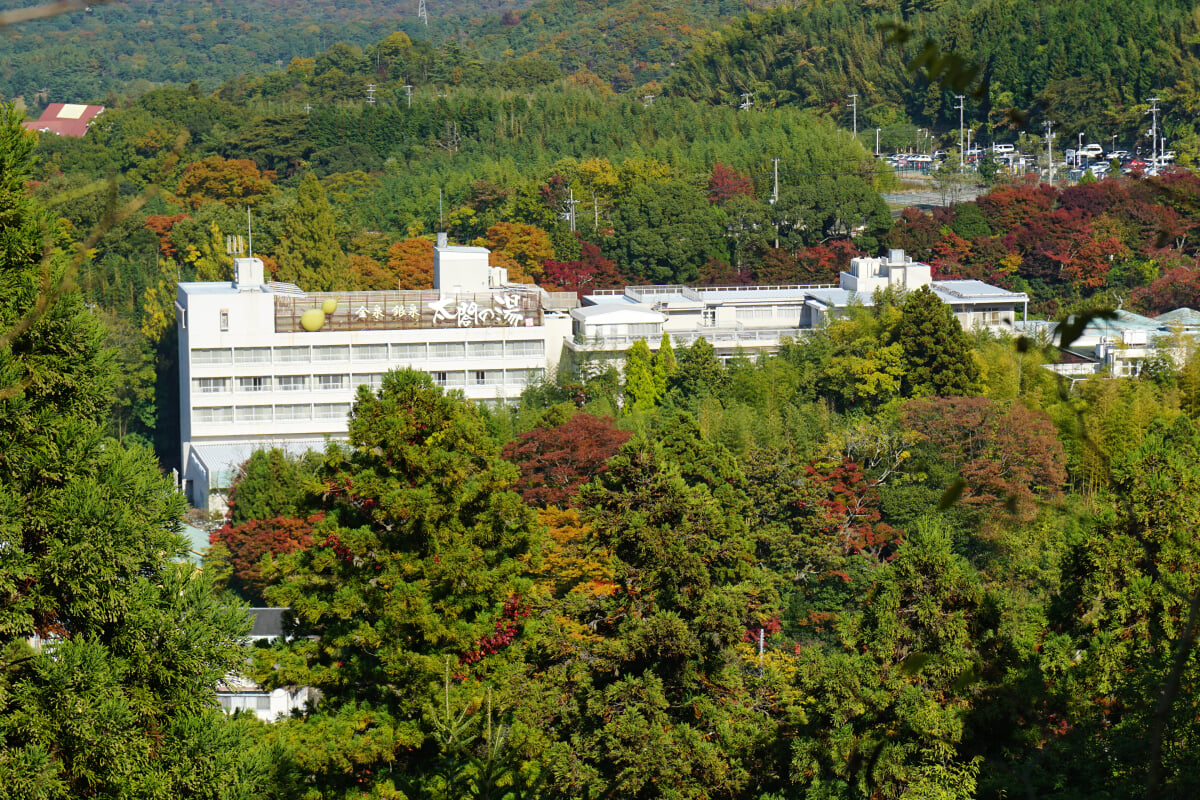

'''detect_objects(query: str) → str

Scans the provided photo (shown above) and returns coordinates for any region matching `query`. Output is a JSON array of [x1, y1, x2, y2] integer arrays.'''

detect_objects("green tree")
[[258, 370, 541, 798], [895, 285, 981, 398], [0, 104, 263, 800], [790, 519, 984, 799], [622, 338, 658, 413], [226, 447, 318, 526], [274, 171, 348, 291], [652, 331, 676, 400], [539, 433, 783, 798]]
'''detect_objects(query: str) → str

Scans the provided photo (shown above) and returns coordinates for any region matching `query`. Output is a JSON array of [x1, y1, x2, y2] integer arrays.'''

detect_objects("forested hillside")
[[667, 0, 1200, 149]]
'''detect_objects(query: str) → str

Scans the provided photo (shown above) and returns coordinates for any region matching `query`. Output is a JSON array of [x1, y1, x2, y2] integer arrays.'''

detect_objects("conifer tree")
[[258, 370, 541, 797], [0, 104, 262, 800], [275, 171, 348, 291], [652, 331, 676, 399], [894, 285, 981, 397], [622, 338, 658, 413]]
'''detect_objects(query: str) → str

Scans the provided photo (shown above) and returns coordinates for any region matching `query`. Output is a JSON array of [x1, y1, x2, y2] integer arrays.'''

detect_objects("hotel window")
[[193, 377, 229, 394], [429, 342, 466, 359], [352, 373, 384, 390], [236, 406, 273, 423], [314, 403, 351, 420], [392, 343, 426, 361], [276, 404, 312, 421], [506, 340, 544, 357], [352, 344, 388, 361], [234, 348, 271, 364], [275, 346, 310, 363], [277, 375, 308, 392], [192, 348, 232, 365], [193, 406, 234, 424], [432, 371, 448, 386], [312, 345, 350, 362], [467, 341, 504, 358], [219, 309, 229, 331], [237, 376, 269, 393], [316, 374, 346, 391]]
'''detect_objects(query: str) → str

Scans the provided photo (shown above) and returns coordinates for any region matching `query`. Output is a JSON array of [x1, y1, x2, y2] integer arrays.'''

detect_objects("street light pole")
[[1111, 134, 1118, 156]]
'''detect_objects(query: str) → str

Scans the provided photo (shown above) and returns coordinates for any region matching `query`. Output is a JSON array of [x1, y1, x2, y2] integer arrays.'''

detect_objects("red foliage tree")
[[144, 213, 190, 258], [900, 397, 1067, 520], [542, 240, 624, 295], [1131, 266, 1200, 314], [501, 413, 631, 507], [801, 459, 903, 563], [707, 162, 755, 205], [210, 515, 318, 603]]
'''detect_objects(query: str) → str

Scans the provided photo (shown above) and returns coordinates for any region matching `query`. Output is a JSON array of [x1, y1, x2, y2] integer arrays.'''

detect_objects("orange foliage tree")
[[175, 156, 276, 208], [473, 222, 555, 281], [386, 237, 434, 289]]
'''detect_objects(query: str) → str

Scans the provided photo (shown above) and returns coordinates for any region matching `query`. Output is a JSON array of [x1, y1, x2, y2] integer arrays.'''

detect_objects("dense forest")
[[6, 0, 1200, 797]]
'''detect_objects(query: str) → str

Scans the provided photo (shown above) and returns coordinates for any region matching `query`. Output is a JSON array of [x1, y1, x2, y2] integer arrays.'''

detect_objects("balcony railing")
[[569, 326, 810, 352]]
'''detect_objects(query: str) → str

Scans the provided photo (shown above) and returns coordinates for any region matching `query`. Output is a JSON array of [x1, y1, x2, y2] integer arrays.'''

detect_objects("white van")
[[992, 143, 1014, 155]]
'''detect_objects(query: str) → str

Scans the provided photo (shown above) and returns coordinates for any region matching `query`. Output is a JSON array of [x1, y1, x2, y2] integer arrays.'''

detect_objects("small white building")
[[568, 249, 1029, 363], [217, 607, 311, 722], [177, 245, 576, 511]]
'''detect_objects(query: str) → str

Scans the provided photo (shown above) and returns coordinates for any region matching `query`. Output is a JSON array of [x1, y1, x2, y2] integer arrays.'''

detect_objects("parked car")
[[992, 143, 1015, 155], [1107, 150, 1130, 162], [1080, 143, 1104, 159]]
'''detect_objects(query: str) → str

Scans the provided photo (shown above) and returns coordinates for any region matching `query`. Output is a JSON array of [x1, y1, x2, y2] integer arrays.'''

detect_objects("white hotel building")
[[178, 245, 1026, 510], [177, 245, 575, 510]]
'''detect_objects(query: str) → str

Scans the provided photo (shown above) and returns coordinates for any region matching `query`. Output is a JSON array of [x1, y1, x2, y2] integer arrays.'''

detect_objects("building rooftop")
[[22, 103, 105, 137]]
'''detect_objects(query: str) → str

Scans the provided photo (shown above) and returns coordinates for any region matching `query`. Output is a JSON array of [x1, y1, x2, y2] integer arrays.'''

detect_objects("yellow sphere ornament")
[[321, 298, 338, 315], [300, 308, 326, 331]]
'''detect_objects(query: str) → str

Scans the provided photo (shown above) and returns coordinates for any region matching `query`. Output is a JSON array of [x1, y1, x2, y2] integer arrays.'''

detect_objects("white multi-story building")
[[177, 245, 575, 510], [568, 249, 1029, 364]]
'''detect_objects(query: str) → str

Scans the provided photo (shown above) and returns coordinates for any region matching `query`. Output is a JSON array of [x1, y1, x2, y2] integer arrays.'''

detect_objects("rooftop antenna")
[[418, 0, 428, 25]]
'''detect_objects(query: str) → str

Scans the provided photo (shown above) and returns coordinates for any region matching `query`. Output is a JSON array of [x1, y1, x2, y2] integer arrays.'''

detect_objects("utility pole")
[[956, 95, 966, 168], [1147, 97, 1161, 167], [402, 84, 413, 108], [303, 102, 312, 114], [565, 186, 580, 233], [847, 93, 858, 138], [366, 84, 376, 106], [418, 0, 428, 25], [1044, 120, 1055, 184], [739, 92, 753, 111], [875, 128, 881, 156], [771, 157, 780, 248], [642, 94, 655, 107]]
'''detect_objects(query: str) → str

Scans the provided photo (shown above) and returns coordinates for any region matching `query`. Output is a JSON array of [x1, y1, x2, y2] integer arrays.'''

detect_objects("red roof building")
[[22, 103, 105, 137]]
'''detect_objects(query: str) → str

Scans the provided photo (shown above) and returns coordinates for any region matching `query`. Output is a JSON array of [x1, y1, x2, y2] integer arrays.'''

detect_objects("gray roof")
[[931, 280, 1029, 302], [1154, 307, 1200, 326], [247, 607, 287, 639]]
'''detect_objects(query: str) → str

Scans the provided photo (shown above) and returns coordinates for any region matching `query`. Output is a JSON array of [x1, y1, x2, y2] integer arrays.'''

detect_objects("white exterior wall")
[[178, 257, 569, 508]]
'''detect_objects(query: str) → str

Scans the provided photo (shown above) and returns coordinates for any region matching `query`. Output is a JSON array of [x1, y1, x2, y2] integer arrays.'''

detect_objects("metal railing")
[[569, 326, 809, 352]]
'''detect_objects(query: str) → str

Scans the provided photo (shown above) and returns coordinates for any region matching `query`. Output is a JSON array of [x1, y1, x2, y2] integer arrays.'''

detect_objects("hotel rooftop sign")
[[273, 290, 543, 333]]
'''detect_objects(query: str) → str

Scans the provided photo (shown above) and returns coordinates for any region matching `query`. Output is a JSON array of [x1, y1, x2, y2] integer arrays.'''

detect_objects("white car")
[[1079, 143, 1104, 159]]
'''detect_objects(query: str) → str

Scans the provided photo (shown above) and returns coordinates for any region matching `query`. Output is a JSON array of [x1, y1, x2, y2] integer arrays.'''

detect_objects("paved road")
[[881, 185, 985, 212]]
